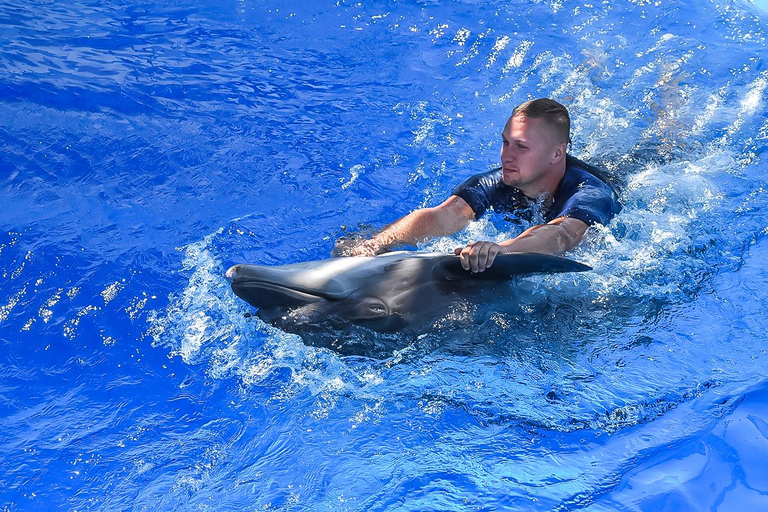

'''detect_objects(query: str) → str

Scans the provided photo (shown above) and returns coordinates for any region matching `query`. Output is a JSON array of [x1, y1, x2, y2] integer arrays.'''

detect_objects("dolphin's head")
[[225, 256, 417, 327]]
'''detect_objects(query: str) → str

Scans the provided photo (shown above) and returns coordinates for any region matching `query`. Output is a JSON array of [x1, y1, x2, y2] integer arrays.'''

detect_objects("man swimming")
[[340, 98, 621, 273]]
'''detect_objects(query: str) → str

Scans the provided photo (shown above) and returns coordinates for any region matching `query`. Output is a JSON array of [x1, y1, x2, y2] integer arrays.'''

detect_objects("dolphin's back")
[[432, 252, 591, 281]]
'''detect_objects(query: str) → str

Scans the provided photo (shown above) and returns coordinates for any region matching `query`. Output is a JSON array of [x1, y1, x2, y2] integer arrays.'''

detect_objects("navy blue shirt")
[[451, 155, 621, 226]]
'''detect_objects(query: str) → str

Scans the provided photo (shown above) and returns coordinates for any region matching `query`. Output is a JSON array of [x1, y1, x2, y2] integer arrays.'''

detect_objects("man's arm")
[[455, 216, 589, 272], [501, 216, 588, 253], [342, 195, 476, 256]]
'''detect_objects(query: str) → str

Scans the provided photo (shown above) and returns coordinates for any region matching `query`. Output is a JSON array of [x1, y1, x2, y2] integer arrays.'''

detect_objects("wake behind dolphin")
[[226, 252, 590, 336]]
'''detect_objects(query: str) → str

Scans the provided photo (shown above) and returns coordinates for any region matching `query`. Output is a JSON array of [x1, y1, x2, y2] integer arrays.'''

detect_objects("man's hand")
[[332, 237, 383, 257], [454, 241, 508, 273], [348, 239, 383, 257]]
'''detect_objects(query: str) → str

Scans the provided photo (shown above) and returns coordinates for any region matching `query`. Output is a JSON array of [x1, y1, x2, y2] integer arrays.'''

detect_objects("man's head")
[[501, 98, 571, 196], [511, 98, 571, 144]]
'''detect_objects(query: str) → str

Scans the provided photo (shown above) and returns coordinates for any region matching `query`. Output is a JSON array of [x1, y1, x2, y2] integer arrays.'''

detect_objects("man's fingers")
[[486, 244, 506, 268], [454, 247, 471, 270], [471, 247, 483, 272], [457, 244, 474, 272], [346, 240, 379, 257], [484, 245, 497, 269], [456, 242, 505, 272], [459, 246, 471, 271], [479, 243, 495, 270], [460, 242, 485, 273]]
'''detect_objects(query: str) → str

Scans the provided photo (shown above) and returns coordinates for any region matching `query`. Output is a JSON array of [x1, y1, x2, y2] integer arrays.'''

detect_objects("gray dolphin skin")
[[226, 251, 590, 333]]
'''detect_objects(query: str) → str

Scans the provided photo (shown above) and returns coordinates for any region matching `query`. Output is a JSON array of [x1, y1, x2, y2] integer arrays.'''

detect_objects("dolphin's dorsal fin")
[[433, 252, 591, 281]]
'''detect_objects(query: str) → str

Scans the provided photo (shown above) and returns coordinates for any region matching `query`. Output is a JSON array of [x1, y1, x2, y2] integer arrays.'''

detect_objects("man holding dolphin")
[[340, 98, 621, 272]]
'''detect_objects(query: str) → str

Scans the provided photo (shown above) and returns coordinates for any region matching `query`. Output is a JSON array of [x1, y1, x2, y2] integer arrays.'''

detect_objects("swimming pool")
[[1, 0, 767, 509]]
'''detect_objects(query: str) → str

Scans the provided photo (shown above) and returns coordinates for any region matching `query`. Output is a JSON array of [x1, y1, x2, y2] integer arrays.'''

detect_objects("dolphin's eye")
[[353, 298, 389, 319]]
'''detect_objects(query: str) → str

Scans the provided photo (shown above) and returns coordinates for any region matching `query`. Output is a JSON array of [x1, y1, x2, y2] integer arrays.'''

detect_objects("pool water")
[[2, 0, 768, 509]]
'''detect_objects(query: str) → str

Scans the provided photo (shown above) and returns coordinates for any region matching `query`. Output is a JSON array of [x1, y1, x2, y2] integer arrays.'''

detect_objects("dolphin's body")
[[226, 252, 590, 334]]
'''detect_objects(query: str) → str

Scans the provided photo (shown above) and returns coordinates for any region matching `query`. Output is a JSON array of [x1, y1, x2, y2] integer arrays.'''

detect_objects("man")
[[342, 98, 621, 272]]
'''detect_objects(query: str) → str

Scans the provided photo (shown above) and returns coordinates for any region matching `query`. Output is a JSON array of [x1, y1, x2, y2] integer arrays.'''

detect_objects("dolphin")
[[226, 251, 590, 334]]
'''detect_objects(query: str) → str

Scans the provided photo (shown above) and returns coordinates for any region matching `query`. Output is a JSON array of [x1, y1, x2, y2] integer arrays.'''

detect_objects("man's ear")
[[551, 142, 567, 164]]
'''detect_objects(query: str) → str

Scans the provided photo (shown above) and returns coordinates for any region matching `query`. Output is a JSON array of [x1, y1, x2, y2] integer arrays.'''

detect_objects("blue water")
[[2, 0, 768, 509]]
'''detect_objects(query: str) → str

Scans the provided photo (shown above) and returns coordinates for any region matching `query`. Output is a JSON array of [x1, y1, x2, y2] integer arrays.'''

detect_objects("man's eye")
[[518, 144, 528, 150]]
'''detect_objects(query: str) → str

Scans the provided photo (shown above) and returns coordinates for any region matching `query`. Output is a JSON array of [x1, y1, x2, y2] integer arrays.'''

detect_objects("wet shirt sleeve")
[[450, 169, 501, 219], [550, 168, 622, 226]]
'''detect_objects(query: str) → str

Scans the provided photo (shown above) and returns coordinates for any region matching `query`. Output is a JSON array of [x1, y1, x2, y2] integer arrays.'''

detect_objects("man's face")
[[500, 115, 561, 191]]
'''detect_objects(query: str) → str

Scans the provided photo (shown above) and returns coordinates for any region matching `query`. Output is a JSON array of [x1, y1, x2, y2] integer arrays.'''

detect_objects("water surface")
[[2, 0, 768, 509]]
